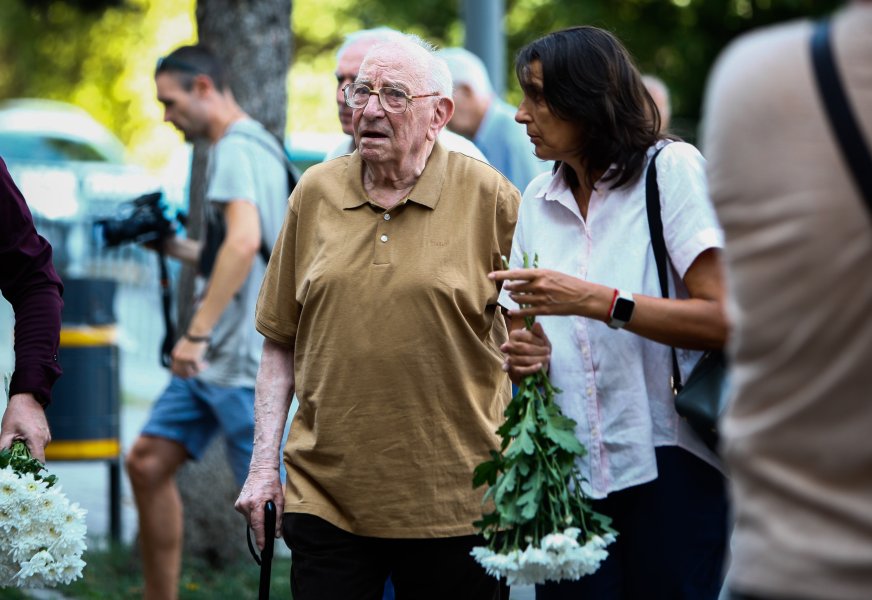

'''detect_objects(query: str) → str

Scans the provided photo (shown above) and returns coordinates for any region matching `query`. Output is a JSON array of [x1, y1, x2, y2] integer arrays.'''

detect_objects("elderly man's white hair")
[[437, 47, 493, 97], [642, 74, 671, 129], [362, 33, 453, 98], [335, 26, 406, 61]]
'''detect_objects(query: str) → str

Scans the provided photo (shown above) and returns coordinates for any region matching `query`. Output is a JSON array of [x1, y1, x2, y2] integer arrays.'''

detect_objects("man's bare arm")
[[235, 339, 295, 549], [169, 200, 261, 378]]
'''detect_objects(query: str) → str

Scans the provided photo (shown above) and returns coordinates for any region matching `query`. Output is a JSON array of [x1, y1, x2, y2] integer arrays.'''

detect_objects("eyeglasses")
[[155, 56, 202, 75], [343, 83, 440, 114]]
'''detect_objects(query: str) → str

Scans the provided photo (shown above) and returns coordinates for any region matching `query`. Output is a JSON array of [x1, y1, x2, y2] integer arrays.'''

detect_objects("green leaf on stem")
[[538, 402, 586, 455], [517, 468, 544, 521], [0, 440, 57, 487], [473, 450, 503, 488]]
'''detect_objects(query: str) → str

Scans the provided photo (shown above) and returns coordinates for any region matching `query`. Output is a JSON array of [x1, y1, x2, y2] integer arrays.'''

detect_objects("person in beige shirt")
[[235, 33, 519, 599], [703, 3, 872, 599]]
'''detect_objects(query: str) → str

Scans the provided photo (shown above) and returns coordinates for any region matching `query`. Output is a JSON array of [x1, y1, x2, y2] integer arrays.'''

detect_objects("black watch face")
[[612, 297, 635, 322]]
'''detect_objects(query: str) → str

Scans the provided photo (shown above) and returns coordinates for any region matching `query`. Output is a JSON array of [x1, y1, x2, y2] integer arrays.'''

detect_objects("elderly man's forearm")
[[251, 340, 295, 468]]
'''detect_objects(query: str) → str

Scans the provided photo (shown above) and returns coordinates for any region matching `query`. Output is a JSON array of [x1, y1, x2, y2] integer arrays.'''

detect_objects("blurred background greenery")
[[0, 0, 842, 171]]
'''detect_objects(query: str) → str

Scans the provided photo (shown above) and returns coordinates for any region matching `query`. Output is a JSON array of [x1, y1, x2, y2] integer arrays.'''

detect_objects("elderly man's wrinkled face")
[[351, 48, 439, 167]]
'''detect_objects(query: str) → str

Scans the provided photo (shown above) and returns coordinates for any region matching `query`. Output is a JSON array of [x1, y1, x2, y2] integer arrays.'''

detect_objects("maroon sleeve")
[[0, 157, 63, 405]]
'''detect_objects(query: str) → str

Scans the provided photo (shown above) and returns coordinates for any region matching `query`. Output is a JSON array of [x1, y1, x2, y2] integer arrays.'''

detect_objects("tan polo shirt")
[[704, 6, 872, 599], [256, 142, 519, 538]]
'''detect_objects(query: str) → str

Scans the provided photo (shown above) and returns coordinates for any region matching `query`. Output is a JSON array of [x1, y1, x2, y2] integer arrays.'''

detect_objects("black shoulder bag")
[[811, 19, 872, 214], [646, 146, 729, 452]]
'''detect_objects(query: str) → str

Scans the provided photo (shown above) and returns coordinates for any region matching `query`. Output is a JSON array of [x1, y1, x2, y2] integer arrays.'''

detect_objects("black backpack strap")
[[645, 145, 683, 392], [810, 19, 872, 214], [222, 127, 298, 263]]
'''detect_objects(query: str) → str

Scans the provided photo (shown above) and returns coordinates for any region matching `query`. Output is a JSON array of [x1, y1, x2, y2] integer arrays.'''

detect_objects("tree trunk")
[[175, 0, 291, 568], [196, 0, 293, 140]]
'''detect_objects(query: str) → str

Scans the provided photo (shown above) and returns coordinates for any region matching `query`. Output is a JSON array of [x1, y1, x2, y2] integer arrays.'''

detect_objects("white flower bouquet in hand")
[[472, 254, 615, 586], [0, 440, 87, 588]]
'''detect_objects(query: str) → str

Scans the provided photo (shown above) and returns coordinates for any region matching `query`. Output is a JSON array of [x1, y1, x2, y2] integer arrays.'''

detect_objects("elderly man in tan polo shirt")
[[235, 33, 519, 600]]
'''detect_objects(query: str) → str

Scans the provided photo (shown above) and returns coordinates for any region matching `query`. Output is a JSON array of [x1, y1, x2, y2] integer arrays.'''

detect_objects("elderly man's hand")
[[0, 393, 51, 462], [235, 465, 284, 551], [500, 322, 552, 384]]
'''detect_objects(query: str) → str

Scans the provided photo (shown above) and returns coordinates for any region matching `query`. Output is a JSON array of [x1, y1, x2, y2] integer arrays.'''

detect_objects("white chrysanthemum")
[[472, 527, 615, 586], [0, 471, 23, 512], [0, 464, 87, 588]]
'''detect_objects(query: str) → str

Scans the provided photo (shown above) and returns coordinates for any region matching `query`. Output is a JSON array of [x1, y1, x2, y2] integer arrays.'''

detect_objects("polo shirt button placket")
[[373, 209, 393, 264]]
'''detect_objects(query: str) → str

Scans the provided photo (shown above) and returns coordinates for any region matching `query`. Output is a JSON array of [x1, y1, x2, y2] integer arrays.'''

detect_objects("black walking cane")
[[246, 501, 277, 600]]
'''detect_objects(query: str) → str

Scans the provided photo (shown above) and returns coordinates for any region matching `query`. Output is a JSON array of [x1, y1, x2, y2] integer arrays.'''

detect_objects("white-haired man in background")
[[438, 47, 550, 191], [236, 33, 518, 600], [642, 74, 672, 133]]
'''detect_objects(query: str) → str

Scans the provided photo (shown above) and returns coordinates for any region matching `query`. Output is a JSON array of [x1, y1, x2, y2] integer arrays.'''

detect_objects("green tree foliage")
[[503, 0, 842, 137], [291, 0, 842, 137], [0, 0, 195, 166], [0, 0, 846, 160], [26, 0, 123, 11]]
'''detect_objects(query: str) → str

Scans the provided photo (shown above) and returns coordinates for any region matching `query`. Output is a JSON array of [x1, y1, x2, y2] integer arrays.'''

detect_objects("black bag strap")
[[810, 19, 872, 213], [645, 145, 683, 392], [223, 127, 301, 263]]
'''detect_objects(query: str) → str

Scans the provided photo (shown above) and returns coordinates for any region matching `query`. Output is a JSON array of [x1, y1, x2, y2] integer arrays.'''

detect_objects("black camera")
[[96, 192, 175, 247]]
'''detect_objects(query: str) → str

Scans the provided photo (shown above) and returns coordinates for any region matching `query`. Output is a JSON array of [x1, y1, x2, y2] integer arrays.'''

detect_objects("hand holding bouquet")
[[471, 254, 615, 586], [0, 440, 86, 588]]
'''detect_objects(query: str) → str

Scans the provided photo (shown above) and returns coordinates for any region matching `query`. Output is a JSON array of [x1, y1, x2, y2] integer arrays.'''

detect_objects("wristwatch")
[[607, 289, 635, 329]]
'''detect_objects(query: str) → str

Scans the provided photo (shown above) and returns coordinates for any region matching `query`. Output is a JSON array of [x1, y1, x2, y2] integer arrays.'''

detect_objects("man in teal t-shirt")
[[126, 44, 288, 600]]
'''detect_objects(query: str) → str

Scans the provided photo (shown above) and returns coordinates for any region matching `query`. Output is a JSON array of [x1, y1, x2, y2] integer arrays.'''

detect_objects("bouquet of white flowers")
[[0, 440, 87, 588], [472, 254, 616, 586]]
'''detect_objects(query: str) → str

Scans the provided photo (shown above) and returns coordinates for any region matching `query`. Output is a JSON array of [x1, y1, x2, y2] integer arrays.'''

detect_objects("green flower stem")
[[0, 440, 57, 487], [472, 252, 615, 553]]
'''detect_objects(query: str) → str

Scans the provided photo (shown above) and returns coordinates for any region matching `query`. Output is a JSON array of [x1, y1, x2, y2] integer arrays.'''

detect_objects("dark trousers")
[[536, 446, 728, 600], [282, 513, 504, 600]]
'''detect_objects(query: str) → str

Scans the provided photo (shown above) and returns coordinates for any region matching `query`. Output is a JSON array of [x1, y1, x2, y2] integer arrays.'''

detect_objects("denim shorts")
[[141, 376, 255, 486]]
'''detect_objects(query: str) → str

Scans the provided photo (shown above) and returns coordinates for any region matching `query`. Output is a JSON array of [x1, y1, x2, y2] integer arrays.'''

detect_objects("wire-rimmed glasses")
[[343, 83, 440, 114]]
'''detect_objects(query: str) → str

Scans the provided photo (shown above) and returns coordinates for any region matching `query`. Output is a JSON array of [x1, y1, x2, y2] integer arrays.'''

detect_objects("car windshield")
[[0, 132, 110, 163]]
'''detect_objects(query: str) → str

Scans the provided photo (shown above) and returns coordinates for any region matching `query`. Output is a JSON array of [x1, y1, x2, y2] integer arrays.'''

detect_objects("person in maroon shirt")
[[0, 156, 63, 462]]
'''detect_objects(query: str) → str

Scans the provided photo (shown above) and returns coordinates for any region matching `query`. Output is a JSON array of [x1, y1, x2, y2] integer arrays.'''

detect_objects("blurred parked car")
[[286, 131, 348, 172], [0, 98, 345, 275], [160, 130, 347, 209], [0, 99, 160, 276]]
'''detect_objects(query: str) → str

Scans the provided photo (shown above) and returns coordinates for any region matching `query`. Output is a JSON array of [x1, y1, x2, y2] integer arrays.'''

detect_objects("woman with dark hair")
[[489, 26, 728, 599]]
